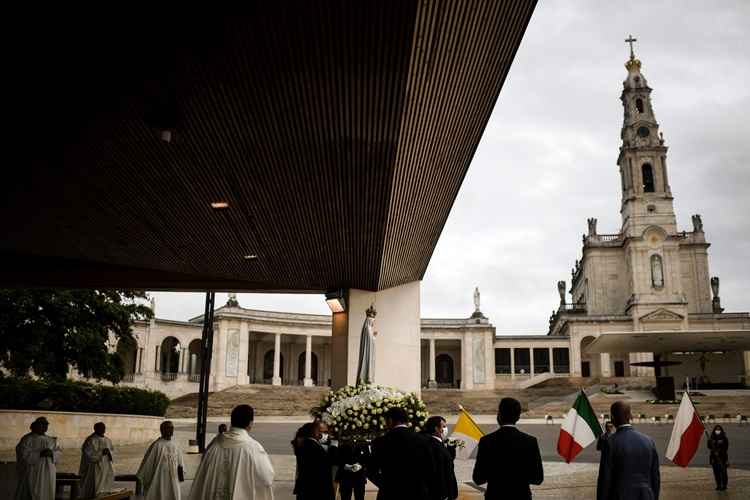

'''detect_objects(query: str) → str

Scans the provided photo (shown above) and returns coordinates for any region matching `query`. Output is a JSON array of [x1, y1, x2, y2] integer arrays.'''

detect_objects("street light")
[[325, 289, 346, 313]]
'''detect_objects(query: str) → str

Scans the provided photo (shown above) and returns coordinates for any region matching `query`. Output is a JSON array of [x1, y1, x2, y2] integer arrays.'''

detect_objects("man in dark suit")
[[472, 397, 543, 499], [422, 416, 458, 500], [600, 401, 660, 500], [368, 407, 435, 500], [295, 420, 335, 500]]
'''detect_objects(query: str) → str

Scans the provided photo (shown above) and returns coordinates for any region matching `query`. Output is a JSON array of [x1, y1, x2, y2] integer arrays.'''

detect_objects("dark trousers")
[[711, 461, 728, 488], [339, 478, 366, 500]]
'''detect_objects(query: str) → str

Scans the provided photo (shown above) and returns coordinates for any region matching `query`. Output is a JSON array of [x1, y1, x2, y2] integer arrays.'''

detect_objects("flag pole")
[[683, 380, 709, 439]]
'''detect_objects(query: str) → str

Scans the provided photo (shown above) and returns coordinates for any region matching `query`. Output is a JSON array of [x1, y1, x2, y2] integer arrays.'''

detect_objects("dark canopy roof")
[[2, 2, 536, 292]]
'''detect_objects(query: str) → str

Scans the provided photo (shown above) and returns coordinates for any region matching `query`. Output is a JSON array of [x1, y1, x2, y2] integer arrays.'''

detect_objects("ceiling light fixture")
[[325, 289, 346, 313], [210, 201, 229, 209], [243, 254, 258, 261]]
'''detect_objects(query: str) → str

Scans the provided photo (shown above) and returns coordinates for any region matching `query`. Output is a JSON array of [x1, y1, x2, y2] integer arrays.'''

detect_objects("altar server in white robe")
[[136, 420, 184, 500], [189, 404, 275, 500], [14, 416, 61, 500], [79, 422, 115, 498]]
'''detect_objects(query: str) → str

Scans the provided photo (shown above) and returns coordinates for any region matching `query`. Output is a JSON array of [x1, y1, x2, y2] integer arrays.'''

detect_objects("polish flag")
[[665, 392, 705, 467]]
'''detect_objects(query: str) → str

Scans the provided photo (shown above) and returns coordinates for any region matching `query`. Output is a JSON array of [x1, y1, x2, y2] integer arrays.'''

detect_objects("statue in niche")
[[587, 218, 598, 237], [691, 214, 704, 233], [356, 304, 378, 385], [650, 254, 664, 288], [557, 281, 566, 304]]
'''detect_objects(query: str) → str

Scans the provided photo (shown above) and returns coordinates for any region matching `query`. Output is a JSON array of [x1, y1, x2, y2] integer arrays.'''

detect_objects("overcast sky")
[[151, 1, 750, 333]]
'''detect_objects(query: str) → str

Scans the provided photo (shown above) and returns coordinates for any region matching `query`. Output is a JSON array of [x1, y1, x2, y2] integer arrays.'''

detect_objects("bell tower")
[[618, 36, 676, 238]]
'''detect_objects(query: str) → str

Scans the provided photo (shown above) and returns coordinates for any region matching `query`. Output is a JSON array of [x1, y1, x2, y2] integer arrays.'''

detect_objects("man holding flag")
[[472, 397, 543, 500]]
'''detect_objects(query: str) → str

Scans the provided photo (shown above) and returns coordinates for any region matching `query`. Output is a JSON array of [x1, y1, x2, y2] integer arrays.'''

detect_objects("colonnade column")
[[428, 338, 437, 388], [530, 348, 535, 377], [304, 335, 313, 387], [510, 347, 516, 379], [272, 333, 282, 386], [549, 347, 555, 374], [134, 348, 142, 375]]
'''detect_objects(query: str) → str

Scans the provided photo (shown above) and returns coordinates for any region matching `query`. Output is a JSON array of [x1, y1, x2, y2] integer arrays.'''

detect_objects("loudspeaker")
[[655, 376, 675, 401]]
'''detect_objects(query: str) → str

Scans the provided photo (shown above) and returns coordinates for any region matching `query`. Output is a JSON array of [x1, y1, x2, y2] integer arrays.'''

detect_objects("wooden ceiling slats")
[[1, 2, 535, 292]]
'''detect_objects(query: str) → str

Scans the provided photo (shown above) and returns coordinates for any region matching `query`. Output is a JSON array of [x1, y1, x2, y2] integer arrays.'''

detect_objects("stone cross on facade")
[[625, 34, 637, 59]]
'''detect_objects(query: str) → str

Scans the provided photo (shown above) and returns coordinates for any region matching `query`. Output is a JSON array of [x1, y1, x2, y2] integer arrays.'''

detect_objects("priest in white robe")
[[14, 416, 61, 500], [79, 422, 115, 498], [136, 420, 184, 500], [189, 405, 275, 500]]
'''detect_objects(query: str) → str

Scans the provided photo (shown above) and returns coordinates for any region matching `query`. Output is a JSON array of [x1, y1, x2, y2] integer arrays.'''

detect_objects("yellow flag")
[[450, 406, 484, 459]]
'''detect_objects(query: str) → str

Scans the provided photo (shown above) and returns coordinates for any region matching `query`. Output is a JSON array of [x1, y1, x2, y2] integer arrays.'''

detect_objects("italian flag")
[[557, 390, 602, 463], [666, 392, 705, 467]]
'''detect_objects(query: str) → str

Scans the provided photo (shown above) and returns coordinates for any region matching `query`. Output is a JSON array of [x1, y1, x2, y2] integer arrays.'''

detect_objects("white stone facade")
[[546, 51, 750, 384], [112, 301, 496, 399]]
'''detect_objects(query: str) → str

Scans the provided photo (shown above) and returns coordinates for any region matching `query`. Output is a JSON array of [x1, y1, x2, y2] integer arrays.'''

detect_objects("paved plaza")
[[3, 421, 749, 498]]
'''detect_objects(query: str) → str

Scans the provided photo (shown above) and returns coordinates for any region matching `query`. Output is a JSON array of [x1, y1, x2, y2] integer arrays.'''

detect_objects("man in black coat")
[[368, 407, 436, 500], [335, 440, 370, 500], [423, 416, 459, 500], [472, 397, 544, 499], [295, 421, 335, 500]]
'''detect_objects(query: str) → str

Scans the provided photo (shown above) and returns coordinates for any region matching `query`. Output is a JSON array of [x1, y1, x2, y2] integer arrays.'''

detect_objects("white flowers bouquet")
[[313, 384, 429, 441]]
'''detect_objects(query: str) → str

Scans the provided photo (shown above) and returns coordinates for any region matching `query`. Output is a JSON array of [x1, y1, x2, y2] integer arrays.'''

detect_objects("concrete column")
[[530, 348, 535, 377], [510, 347, 516, 379], [155, 346, 161, 372], [428, 338, 437, 388], [332, 282, 422, 393], [549, 347, 555, 374], [135, 348, 142, 374], [272, 333, 282, 386], [331, 306, 350, 389], [304, 335, 314, 386]]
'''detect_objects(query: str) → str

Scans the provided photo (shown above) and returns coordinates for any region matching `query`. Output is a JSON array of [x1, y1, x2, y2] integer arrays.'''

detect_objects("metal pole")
[[196, 291, 216, 453]]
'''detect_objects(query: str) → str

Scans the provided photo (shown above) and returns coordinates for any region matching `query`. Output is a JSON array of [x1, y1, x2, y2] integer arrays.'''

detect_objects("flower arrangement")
[[313, 384, 428, 441]]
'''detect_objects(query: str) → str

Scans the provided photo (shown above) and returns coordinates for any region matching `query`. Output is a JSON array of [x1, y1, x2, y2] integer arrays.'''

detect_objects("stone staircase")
[[166, 384, 330, 418], [423, 376, 656, 416], [166, 377, 660, 418]]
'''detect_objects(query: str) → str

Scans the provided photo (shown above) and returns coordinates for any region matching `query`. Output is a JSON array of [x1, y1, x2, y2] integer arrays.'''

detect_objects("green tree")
[[0, 289, 153, 382]]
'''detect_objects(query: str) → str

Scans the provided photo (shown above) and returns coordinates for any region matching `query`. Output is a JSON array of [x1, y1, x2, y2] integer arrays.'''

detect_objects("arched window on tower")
[[635, 98, 644, 113], [642, 163, 655, 192]]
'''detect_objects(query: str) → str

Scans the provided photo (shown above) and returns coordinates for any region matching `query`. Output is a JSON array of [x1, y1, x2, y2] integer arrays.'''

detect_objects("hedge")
[[0, 377, 169, 417]]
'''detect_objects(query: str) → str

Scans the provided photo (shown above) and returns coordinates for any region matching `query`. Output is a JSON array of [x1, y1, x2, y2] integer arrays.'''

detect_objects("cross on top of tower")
[[625, 35, 637, 60]]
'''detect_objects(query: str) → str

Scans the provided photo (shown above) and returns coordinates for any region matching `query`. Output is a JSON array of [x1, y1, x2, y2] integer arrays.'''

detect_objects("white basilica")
[[111, 47, 750, 399]]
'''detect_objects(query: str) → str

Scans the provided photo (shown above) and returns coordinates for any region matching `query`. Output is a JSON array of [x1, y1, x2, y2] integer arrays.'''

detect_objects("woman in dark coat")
[[707, 424, 729, 490]]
